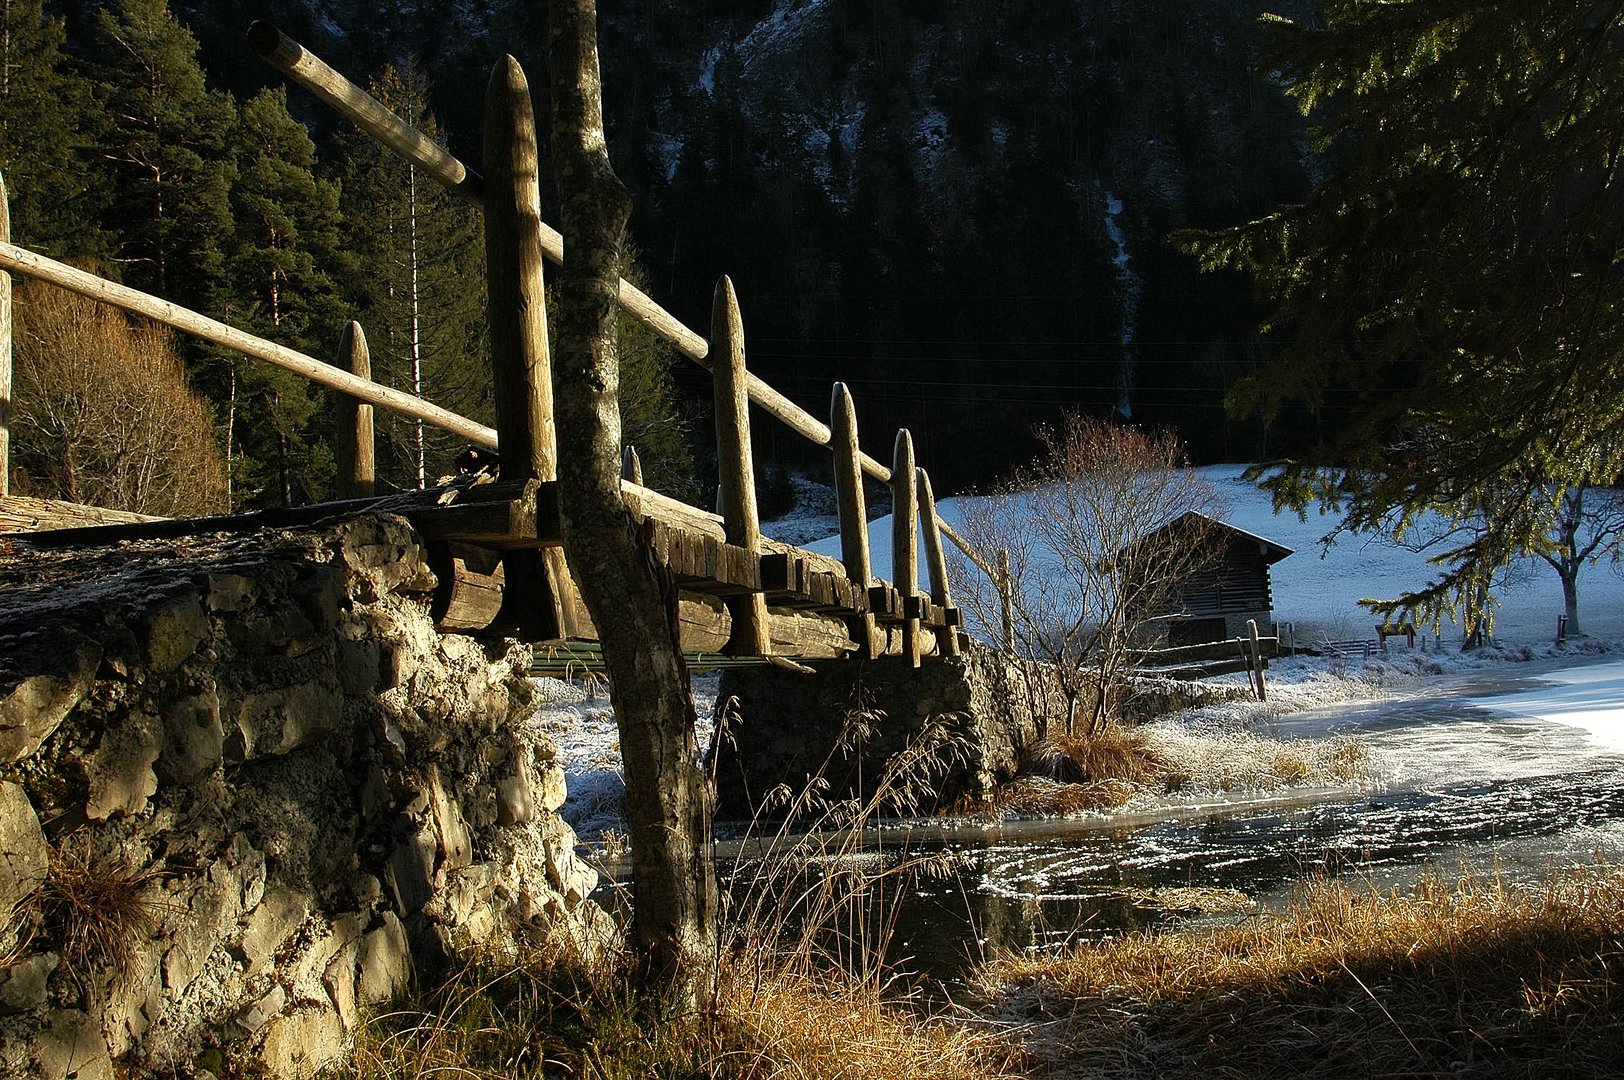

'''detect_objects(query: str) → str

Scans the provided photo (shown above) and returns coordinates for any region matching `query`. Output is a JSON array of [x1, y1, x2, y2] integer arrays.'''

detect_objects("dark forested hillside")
[[5, 0, 1317, 500]]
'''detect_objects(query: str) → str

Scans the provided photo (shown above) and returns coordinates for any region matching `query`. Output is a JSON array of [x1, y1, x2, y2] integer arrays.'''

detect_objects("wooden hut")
[[1126, 511, 1293, 646]]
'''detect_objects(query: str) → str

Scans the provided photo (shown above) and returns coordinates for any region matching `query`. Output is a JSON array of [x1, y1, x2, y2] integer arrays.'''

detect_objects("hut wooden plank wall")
[[1132, 511, 1293, 646]]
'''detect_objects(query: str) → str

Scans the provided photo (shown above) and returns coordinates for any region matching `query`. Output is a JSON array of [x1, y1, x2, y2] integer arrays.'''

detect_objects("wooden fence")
[[0, 24, 1017, 667]]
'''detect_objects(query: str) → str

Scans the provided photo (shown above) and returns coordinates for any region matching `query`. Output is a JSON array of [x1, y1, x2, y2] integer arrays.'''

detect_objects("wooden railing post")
[[893, 429, 920, 667], [917, 467, 959, 657], [621, 444, 642, 485], [485, 55, 554, 482], [831, 382, 880, 659], [711, 276, 770, 656], [333, 320, 375, 499], [998, 548, 1015, 654], [485, 54, 564, 639], [1, 171, 11, 498]]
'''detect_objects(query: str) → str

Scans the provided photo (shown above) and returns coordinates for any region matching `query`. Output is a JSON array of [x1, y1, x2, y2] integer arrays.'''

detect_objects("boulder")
[[356, 913, 411, 1006], [0, 782, 48, 918], [0, 640, 101, 763], [33, 1009, 114, 1080], [143, 593, 210, 674], [260, 1008, 347, 1079], [84, 718, 161, 820]]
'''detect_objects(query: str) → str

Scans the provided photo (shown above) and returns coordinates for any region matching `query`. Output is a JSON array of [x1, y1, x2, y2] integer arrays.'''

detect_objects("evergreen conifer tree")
[[224, 86, 346, 508], [337, 64, 488, 490], [90, 0, 236, 313], [1181, 0, 1624, 627], [0, 0, 104, 259]]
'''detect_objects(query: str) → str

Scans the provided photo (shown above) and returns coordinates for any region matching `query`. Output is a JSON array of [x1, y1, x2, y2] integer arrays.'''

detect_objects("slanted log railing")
[[0, 26, 1006, 666], [247, 21, 994, 578]]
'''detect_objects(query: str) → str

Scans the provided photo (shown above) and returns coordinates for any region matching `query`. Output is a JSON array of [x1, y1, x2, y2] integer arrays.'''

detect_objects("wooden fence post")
[[917, 467, 959, 657], [1248, 618, 1266, 701], [711, 276, 770, 656], [333, 320, 375, 499], [998, 548, 1015, 654], [1, 171, 11, 498], [893, 429, 920, 667], [621, 444, 642, 485], [831, 382, 879, 659], [485, 54, 565, 639]]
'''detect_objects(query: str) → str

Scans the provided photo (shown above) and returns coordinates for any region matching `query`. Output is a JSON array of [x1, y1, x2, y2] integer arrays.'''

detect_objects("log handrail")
[[248, 21, 995, 583], [0, 34, 998, 654], [0, 241, 499, 448]]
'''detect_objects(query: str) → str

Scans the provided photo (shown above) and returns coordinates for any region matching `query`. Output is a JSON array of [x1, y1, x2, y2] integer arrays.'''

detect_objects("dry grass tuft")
[[713, 965, 1027, 1079], [962, 775, 1138, 818], [983, 864, 1624, 1078], [966, 719, 1368, 820], [1121, 885, 1253, 914], [39, 847, 164, 985], [1139, 721, 1367, 791], [1028, 728, 1165, 785]]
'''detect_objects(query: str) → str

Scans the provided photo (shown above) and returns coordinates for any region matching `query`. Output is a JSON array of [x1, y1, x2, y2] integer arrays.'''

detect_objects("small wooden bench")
[[1375, 623, 1415, 650]]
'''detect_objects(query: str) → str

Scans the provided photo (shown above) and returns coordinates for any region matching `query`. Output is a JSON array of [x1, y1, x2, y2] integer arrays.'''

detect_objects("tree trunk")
[[408, 164, 426, 488], [1561, 567, 1580, 636], [546, 2, 718, 1007]]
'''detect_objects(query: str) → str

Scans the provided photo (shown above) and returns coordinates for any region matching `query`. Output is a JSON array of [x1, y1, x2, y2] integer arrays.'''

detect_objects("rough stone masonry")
[[0, 515, 613, 1079]]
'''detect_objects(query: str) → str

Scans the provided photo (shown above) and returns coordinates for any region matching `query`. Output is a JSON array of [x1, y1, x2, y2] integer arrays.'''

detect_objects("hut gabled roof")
[[1123, 510, 1294, 565]]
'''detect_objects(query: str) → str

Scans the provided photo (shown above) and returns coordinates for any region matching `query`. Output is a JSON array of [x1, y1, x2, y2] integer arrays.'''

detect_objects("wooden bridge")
[[0, 24, 1015, 670]]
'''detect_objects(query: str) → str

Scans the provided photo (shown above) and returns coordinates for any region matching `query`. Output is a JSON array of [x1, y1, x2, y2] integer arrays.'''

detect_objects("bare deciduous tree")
[[1537, 481, 1624, 638], [952, 415, 1223, 735], [11, 282, 227, 515]]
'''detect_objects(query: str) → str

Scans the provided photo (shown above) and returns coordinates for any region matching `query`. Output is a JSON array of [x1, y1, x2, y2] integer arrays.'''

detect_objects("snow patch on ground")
[[1469, 661, 1624, 752], [760, 474, 843, 547], [531, 674, 722, 842]]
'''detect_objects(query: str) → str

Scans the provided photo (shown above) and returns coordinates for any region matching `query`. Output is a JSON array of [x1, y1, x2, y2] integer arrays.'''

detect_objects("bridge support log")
[[831, 383, 880, 659], [892, 430, 921, 668], [711, 277, 770, 656], [334, 321, 376, 499]]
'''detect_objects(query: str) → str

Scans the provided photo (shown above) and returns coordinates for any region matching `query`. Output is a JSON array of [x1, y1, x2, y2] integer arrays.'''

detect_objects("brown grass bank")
[[350, 940, 1027, 1080], [982, 865, 1624, 1078]]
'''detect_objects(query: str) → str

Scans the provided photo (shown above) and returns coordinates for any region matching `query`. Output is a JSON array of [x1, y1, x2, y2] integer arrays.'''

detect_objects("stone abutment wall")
[[712, 645, 1252, 819], [0, 516, 610, 1079], [712, 645, 1066, 818]]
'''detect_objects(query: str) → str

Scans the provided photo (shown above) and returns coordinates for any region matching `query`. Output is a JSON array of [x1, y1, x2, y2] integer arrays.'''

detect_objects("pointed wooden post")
[[621, 444, 642, 485], [893, 429, 920, 667], [486, 54, 564, 638], [334, 321, 375, 499], [917, 467, 959, 657], [485, 55, 554, 481], [0, 171, 11, 498], [832, 383, 880, 659], [711, 276, 770, 656]]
